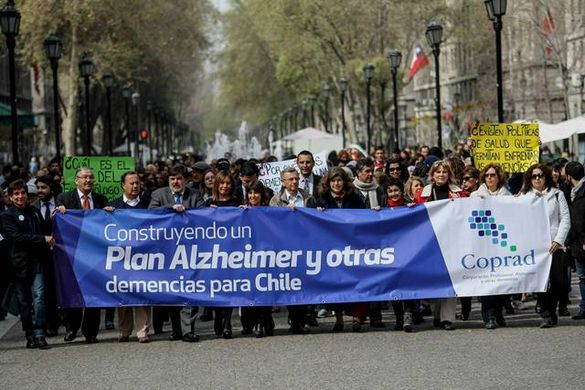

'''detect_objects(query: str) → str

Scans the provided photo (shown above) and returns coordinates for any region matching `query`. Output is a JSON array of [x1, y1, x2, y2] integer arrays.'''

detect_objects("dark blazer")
[[568, 183, 585, 258], [107, 195, 150, 210], [56, 189, 108, 210], [32, 197, 56, 235], [148, 186, 203, 209], [307, 191, 365, 209], [1, 205, 47, 278], [300, 174, 322, 198], [355, 187, 386, 209]]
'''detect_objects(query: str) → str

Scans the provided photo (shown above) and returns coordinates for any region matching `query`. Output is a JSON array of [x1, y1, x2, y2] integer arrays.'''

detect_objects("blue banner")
[[52, 198, 551, 308]]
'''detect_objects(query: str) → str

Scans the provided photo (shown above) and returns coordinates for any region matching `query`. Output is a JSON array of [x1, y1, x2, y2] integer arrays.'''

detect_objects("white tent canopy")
[[516, 116, 585, 143], [279, 127, 343, 154]]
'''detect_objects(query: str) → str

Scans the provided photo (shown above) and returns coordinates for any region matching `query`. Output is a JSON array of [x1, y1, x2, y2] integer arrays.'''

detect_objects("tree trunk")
[[63, 24, 79, 156]]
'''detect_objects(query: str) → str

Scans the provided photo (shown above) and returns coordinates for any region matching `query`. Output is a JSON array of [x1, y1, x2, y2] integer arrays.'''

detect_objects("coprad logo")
[[468, 209, 516, 251], [462, 209, 535, 272]]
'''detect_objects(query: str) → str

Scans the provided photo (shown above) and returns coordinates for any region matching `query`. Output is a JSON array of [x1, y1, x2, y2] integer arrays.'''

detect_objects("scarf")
[[387, 196, 404, 207], [353, 178, 379, 209]]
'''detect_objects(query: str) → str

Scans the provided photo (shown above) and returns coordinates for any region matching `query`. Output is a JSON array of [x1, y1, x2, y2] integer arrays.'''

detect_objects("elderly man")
[[2, 179, 54, 349], [269, 167, 312, 334], [296, 151, 322, 197], [56, 167, 108, 344], [105, 171, 151, 343], [149, 164, 201, 342]]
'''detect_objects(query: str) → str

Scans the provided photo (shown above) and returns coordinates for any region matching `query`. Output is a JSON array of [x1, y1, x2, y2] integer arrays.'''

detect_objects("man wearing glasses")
[[56, 167, 108, 344]]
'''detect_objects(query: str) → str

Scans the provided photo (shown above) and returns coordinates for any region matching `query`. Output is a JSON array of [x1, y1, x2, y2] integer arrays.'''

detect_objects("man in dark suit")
[[296, 150, 322, 197], [56, 167, 108, 344], [149, 164, 201, 342], [1, 179, 54, 349], [235, 161, 274, 203], [566, 162, 585, 320], [105, 171, 152, 343], [33, 175, 61, 336]]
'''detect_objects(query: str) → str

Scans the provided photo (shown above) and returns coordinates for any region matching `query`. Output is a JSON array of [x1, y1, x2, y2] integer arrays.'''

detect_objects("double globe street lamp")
[[363, 63, 375, 153], [101, 72, 115, 155], [485, 0, 507, 123], [79, 53, 95, 155]]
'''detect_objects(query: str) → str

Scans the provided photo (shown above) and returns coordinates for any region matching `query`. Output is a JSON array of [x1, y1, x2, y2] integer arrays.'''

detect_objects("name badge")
[[18, 215, 25, 221]]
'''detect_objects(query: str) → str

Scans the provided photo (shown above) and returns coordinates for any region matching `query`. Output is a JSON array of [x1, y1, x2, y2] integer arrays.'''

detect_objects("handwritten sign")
[[471, 123, 539, 172], [257, 151, 329, 193], [63, 156, 136, 200]]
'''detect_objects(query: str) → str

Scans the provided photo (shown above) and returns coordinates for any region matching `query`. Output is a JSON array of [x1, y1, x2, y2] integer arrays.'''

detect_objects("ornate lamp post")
[[363, 63, 375, 153], [0, 0, 21, 162], [388, 49, 402, 151], [146, 99, 153, 162], [485, 0, 507, 123], [101, 72, 115, 155], [338, 77, 348, 149], [308, 95, 316, 127], [323, 84, 331, 132], [426, 21, 443, 149], [131, 90, 140, 160], [79, 53, 95, 155], [43, 35, 62, 159]]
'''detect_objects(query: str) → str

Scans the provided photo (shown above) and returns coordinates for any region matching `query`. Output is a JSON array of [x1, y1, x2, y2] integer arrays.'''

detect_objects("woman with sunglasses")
[[414, 160, 468, 330], [470, 164, 511, 329], [519, 164, 570, 328], [461, 167, 480, 194], [385, 157, 409, 183]]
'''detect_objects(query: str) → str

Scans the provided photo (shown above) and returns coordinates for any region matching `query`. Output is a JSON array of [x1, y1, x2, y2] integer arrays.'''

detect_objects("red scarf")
[[387, 196, 404, 207]]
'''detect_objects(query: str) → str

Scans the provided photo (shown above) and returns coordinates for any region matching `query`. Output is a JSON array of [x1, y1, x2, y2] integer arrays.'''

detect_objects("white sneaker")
[[317, 309, 330, 318]]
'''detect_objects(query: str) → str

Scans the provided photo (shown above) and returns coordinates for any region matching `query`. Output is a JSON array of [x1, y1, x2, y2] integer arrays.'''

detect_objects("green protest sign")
[[63, 156, 135, 200]]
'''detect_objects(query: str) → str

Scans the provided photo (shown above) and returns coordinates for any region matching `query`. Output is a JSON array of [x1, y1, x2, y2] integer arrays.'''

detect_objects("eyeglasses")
[[485, 173, 497, 178], [462, 176, 474, 181], [531, 173, 544, 180], [76, 176, 94, 181]]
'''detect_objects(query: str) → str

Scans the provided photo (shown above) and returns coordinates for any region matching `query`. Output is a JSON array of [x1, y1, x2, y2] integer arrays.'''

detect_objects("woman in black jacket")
[[307, 167, 366, 332]]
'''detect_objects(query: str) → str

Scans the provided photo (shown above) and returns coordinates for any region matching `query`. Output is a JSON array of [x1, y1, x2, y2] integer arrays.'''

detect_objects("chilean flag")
[[408, 45, 430, 81]]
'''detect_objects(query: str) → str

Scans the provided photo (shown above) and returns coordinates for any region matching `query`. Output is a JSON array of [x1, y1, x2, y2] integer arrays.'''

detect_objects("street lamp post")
[[101, 72, 115, 155], [363, 63, 374, 153], [131, 90, 140, 161], [485, 0, 507, 123], [301, 99, 308, 128], [79, 53, 95, 155], [426, 21, 443, 149], [388, 49, 402, 151], [0, 0, 21, 163], [338, 77, 348, 149], [43, 35, 62, 160], [121, 85, 132, 156], [323, 85, 331, 132], [147, 100, 153, 163]]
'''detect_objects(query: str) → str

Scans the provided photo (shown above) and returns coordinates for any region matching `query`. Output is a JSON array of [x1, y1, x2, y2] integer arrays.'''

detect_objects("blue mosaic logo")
[[468, 209, 517, 252]]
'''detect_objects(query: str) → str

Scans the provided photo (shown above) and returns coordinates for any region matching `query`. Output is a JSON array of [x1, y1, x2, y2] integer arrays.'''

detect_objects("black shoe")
[[551, 313, 558, 326], [182, 332, 200, 342], [36, 338, 50, 349], [496, 316, 507, 327], [241, 327, 253, 336], [558, 307, 570, 317], [222, 329, 232, 339], [85, 336, 98, 344], [485, 319, 497, 330], [169, 333, 182, 341], [64, 331, 77, 342], [26, 336, 37, 349], [105, 321, 115, 330], [254, 327, 265, 338], [572, 312, 585, 320]]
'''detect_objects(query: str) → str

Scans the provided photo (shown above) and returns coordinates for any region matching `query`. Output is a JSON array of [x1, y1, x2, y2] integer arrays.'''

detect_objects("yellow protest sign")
[[470, 123, 539, 173]]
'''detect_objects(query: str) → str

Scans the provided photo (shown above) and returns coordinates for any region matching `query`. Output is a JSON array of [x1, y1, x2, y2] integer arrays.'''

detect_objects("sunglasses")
[[531, 173, 544, 180], [485, 173, 497, 178], [462, 176, 474, 181], [388, 167, 401, 172]]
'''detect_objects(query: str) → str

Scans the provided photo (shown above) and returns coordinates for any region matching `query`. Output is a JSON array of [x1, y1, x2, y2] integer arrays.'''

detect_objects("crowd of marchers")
[[1, 144, 585, 349]]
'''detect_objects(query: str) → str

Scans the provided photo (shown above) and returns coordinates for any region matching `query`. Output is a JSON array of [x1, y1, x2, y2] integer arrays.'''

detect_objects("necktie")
[[302, 178, 308, 191], [174, 193, 182, 204], [82, 195, 90, 210], [43, 201, 51, 220]]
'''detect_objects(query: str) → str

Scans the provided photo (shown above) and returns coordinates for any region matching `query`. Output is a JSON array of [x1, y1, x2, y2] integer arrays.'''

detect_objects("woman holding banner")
[[471, 164, 511, 330], [307, 167, 367, 332], [208, 170, 241, 338], [520, 164, 570, 328], [240, 181, 275, 338], [415, 160, 468, 330]]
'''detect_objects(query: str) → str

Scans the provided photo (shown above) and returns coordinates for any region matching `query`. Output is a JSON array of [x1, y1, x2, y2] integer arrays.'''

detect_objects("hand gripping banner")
[[52, 196, 552, 308]]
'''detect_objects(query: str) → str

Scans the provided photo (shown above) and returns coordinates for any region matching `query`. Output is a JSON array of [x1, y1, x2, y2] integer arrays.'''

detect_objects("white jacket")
[[522, 187, 570, 245], [470, 184, 511, 198]]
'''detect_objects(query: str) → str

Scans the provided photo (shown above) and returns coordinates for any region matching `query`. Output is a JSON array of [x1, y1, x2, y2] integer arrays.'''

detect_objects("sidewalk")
[[0, 314, 18, 339]]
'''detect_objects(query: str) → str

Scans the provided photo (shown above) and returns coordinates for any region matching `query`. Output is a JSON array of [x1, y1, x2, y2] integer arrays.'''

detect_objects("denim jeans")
[[575, 259, 585, 313], [14, 265, 46, 339]]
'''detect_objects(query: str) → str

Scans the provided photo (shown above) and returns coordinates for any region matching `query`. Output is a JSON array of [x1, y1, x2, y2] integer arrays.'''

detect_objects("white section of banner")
[[257, 151, 329, 193], [425, 196, 552, 296]]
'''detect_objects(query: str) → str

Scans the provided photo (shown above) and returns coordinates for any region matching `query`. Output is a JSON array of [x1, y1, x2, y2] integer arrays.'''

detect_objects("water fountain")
[[205, 121, 266, 162]]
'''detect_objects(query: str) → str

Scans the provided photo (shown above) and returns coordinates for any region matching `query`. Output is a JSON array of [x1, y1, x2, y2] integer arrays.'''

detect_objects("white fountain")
[[205, 121, 265, 162]]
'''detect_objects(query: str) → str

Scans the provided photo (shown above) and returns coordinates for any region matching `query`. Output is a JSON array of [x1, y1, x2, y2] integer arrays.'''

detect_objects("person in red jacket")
[[414, 160, 468, 330]]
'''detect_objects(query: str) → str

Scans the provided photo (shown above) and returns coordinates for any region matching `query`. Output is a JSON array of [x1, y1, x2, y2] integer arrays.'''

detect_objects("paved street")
[[1, 287, 585, 389]]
